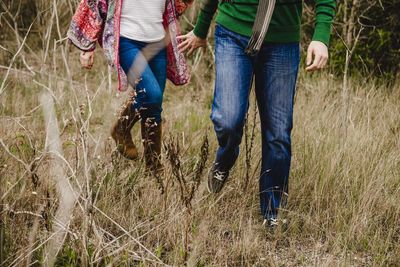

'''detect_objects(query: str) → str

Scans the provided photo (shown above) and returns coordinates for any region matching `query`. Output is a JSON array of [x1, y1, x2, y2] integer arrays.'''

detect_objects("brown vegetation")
[[1, 0, 400, 266]]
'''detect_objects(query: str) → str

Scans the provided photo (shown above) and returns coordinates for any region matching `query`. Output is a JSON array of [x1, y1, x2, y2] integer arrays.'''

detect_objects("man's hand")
[[306, 41, 328, 72], [80, 51, 94, 69], [177, 30, 207, 55]]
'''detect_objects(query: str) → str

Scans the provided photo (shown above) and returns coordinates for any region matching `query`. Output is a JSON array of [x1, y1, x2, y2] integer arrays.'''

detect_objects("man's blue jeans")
[[119, 37, 167, 123], [212, 25, 300, 220]]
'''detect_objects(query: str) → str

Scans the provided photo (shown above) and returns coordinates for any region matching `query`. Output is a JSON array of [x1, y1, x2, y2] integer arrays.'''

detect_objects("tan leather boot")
[[141, 118, 163, 172], [111, 99, 140, 160]]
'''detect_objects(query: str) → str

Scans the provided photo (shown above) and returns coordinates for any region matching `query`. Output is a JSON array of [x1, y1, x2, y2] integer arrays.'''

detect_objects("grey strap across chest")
[[221, 0, 276, 56], [245, 0, 276, 55]]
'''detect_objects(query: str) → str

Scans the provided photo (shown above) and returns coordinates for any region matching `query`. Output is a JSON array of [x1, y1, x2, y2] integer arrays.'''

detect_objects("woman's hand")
[[80, 51, 94, 69], [177, 30, 207, 55]]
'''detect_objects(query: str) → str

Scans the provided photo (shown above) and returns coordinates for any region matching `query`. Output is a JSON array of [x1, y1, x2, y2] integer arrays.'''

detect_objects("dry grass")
[[1, 0, 400, 266]]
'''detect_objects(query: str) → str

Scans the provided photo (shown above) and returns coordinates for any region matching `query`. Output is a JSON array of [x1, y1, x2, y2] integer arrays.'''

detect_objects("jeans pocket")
[[215, 24, 234, 50]]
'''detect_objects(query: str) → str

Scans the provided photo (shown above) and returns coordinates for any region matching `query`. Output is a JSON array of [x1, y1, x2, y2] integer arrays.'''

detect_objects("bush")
[[304, 0, 400, 80]]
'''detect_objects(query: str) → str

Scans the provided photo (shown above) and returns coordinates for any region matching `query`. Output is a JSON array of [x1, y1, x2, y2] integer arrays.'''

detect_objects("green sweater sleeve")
[[312, 0, 336, 46], [193, 0, 219, 39]]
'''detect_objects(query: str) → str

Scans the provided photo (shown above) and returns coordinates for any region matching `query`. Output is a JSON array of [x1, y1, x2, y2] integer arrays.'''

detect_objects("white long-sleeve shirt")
[[120, 0, 166, 42]]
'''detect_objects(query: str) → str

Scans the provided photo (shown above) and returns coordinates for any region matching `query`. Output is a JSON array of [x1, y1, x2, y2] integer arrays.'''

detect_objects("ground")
[[1, 48, 400, 266]]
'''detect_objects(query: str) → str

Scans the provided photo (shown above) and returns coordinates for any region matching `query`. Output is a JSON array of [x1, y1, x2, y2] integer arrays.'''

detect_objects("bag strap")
[[221, 0, 276, 56], [245, 0, 276, 56]]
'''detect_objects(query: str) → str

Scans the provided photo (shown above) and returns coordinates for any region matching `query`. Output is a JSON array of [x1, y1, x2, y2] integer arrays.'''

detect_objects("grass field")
[[1, 42, 400, 266], [1, 1, 400, 263]]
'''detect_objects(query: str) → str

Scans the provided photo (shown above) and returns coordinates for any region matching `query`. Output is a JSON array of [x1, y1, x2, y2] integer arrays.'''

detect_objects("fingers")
[[82, 64, 92, 70], [177, 38, 189, 49], [88, 54, 94, 69], [305, 49, 328, 72], [178, 31, 208, 55], [178, 31, 195, 53], [318, 56, 328, 69], [188, 46, 195, 56], [80, 52, 94, 69], [306, 53, 328, 71], [80, 59, 92, 69], [176, 30, 193, 41], [306, 46, 313, 66], [317, 58, 325, 69], [178, 39, 191, 53], [176, 33, 189, 41], [306, 41, 329, 72], [306, 53, 322, 72]]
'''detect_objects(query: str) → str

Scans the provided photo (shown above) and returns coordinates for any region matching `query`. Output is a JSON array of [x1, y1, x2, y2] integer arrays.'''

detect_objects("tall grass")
[[1, 0, 400, 266]]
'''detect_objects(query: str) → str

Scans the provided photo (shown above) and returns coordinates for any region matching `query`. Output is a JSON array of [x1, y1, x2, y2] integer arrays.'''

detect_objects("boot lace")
[[214, 170, 227, 181]]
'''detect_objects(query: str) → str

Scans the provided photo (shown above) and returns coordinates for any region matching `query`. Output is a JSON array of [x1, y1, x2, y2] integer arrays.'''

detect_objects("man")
[[178, 0, 335, 226]]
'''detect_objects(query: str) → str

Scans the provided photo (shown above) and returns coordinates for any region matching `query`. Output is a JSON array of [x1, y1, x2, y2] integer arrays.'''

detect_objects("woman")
[[68, 0, 191, 171]]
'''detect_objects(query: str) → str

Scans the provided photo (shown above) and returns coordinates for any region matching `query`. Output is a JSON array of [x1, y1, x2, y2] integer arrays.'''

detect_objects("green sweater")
[[193, 0, 336, 46]]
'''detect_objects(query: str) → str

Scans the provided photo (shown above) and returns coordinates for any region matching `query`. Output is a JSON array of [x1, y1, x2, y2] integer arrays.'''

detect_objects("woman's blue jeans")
[[212, 25, 300, 220], [119, 37, 167, 123]]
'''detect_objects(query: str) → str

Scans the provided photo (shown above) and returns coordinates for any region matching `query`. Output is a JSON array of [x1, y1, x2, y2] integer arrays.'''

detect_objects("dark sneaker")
[[207, 163, 230, 193], [263, 217, 287, 229]]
